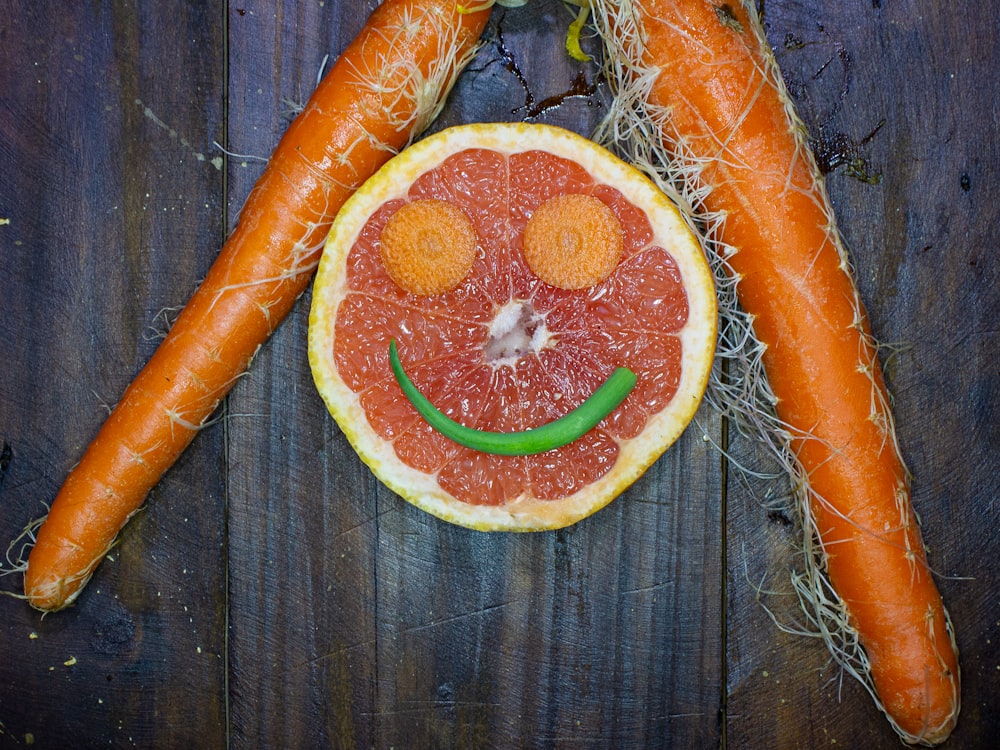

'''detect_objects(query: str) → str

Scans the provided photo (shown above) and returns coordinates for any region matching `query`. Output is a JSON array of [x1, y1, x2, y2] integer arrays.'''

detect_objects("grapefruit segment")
[[309, 123, 716, 531]]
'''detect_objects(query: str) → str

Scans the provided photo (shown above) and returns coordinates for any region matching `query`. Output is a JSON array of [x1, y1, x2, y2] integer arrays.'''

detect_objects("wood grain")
[[0, 1, 996, 749]]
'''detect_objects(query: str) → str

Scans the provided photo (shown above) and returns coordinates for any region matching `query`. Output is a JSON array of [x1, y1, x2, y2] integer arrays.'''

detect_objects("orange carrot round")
[[589, 0, 959, 743], [23, 0, 491, 612]]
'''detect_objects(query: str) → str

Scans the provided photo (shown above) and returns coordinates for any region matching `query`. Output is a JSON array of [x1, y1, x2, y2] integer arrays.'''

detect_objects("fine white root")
[[1, 517, 43, 603], [142, 305, 184, 342], [212, 141, 269, 164], [1, 516, 42, 579]]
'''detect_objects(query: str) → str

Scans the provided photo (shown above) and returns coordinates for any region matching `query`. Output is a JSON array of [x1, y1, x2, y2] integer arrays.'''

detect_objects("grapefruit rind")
[[308, 122, 716, 531]]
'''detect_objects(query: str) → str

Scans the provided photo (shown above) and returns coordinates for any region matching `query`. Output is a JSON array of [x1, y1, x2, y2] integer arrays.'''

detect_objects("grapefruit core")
[[308, 123, 717, 531]]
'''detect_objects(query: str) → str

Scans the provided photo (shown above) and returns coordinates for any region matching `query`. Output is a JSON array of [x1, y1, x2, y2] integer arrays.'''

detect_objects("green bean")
[[388, 339, 636, 456]]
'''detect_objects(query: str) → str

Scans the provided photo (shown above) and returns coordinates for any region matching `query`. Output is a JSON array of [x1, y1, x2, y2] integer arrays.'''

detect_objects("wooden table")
[[1, 2, 996, 747]]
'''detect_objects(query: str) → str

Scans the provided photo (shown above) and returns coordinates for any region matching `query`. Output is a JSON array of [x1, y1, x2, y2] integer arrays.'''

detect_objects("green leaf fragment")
[[566, 4, 592, 62]]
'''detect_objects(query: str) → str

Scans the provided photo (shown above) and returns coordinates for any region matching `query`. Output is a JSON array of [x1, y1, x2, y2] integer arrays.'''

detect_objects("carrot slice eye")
[[523, 193, 623, 289], [378, 198, 478, 296]]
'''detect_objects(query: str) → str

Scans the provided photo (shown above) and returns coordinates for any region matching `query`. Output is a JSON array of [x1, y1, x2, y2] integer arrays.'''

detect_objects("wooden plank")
[[726, 1, 1000, 747], [0, 1, 228, 748], [222, 5, 378, 749]]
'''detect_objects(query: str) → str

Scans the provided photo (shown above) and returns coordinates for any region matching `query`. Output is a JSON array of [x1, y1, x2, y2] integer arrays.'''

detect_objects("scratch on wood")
[[403, 600, 514, 635], [619, 580, 675, 597]]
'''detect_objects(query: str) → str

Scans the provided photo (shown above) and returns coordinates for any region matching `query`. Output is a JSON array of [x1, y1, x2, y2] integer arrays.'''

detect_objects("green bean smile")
[[389, 338, 637, 456]]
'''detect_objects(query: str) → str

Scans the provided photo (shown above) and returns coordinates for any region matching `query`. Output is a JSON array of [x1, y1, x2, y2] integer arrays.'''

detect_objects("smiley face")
[[310, 123, 716, 520]]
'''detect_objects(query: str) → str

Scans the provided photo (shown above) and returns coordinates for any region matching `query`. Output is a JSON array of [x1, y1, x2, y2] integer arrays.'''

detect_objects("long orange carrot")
[[588, 0, 959, 743], [23, 0, 491, 612]]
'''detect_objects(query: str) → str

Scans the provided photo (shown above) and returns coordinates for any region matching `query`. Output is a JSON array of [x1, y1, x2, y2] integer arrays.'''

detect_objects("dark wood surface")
[[0, 2, 996, 748]]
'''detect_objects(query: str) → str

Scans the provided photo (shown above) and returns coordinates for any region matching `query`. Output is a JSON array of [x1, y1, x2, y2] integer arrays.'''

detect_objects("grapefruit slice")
[[308, 123, 716, 531]]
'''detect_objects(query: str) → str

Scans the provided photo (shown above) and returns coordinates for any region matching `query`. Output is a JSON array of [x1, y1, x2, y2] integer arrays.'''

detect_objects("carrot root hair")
[[0, 516, 42, 601]]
